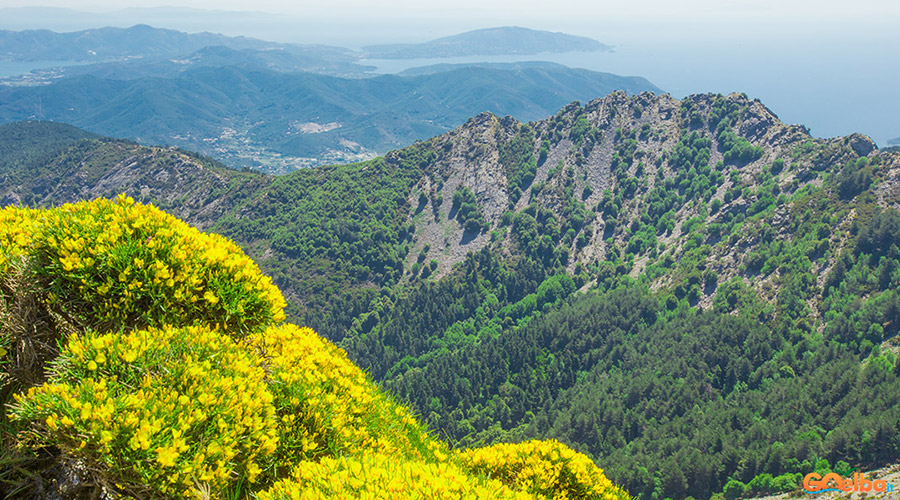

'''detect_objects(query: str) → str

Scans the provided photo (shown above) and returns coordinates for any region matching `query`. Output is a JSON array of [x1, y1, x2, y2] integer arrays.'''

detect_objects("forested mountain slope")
[[2, 90, 900, 499]]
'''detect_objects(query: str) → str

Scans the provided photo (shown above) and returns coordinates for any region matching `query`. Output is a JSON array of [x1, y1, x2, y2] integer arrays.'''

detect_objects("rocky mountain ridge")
[[398, 92, 894, 309], [2, 91, 897, 322]]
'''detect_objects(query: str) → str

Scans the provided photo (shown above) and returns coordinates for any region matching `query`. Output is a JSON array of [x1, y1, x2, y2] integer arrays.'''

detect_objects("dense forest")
[[1, 90, 899, 499]]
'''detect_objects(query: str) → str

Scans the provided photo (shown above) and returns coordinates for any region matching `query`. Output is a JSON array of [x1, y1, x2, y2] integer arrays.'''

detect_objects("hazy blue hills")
[[363, 26, 611, 59], [0, 24, 655, 172], [0, 121, 100, 187], [0, 6, 290, 36], [0, 24, 279, 61], [398, 60, 578, 76], [0, 25, 609, 71], [37, 44, 371, 80], [0, 24, 619, 82], [0, 24, 368, 76], [0, 64, 661, 172]]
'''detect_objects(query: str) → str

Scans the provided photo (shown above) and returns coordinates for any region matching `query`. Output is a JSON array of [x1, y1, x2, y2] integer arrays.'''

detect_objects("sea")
[[0, 61, 76, 78], [357, 36, 898, 146]]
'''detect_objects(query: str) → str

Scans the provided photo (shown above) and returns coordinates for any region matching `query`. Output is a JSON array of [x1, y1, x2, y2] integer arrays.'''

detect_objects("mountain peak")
[[393, 90, 888, 286]]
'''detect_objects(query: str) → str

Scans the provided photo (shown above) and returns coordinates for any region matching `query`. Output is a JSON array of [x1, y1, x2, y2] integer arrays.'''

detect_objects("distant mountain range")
[[27, 44, 371, 80], [0, 24, 277, 61], [0, 63, 660, 172], [397, 60, 579, 76], [0, 24, 368, 76], [0, 6, 300, 37], [0, 24, 608, 66], [0, 24, 645, 170], [362, 26, 611, 59]]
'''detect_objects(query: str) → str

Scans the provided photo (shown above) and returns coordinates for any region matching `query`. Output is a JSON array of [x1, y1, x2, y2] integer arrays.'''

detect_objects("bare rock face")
[[399, 90, 888, 293], [0, 142, 271, 230], [846, 133, 876, 157], [739, 98, 779, 141]]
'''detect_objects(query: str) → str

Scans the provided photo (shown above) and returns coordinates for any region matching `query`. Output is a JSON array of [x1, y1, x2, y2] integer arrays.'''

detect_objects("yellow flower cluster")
[[13, 322, 629, 500], [0, 195, 285, 335], [0, 205, 35, 273], [456, 440, 630, 500], [13, 325, 278, 498], [257, 451, 534, 500], [250, 324, 444, 467]]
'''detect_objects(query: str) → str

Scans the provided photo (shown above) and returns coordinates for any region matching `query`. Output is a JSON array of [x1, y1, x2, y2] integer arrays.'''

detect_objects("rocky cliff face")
[[0, 140, 270, 230], [401, 91, 896, 311]]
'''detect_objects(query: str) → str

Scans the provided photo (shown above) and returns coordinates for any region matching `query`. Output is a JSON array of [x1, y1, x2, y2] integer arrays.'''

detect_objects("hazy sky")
[[0, 0, 880, 14], [4, 0, 898, 25]]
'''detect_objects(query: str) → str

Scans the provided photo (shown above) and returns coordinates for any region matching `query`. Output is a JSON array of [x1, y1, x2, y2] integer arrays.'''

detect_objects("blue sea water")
[[360, 35, 899, 146], [0, 60, 76, 78]]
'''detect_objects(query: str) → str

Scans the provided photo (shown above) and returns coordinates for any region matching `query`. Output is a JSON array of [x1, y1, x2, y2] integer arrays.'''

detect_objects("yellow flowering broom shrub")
[[0, 205, 35, 274], [251, 324, 447, 472], [11, 325, 279, 498], [1, 195, 285, 336], [455, 440, 631, 500], [256, 451, 534, 500], [3, 196, 630, 500]]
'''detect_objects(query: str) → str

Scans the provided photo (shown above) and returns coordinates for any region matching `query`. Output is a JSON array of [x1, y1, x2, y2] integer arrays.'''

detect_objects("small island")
[[362, 26, 611, 59]]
